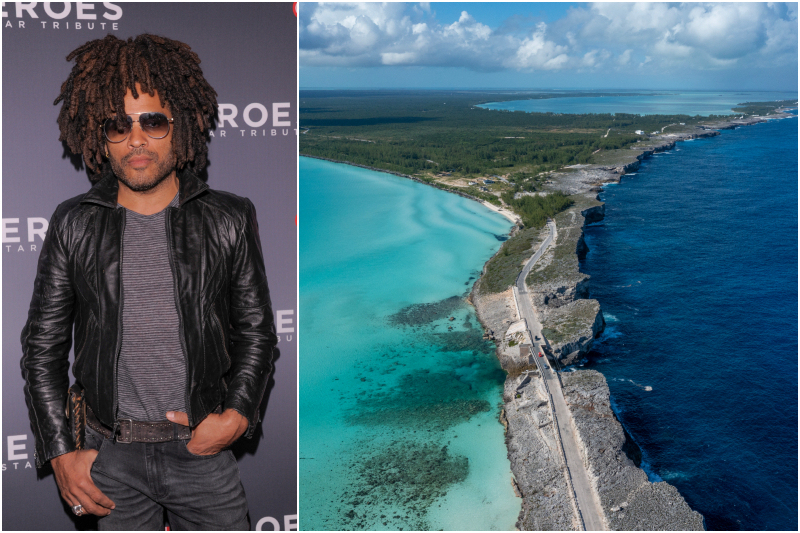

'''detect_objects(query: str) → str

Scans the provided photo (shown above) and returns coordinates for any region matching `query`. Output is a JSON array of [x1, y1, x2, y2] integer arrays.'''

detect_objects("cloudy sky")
[[300, 2, 799, 90]]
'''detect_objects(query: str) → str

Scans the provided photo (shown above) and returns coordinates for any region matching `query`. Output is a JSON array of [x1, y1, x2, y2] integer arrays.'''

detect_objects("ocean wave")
[[628, 379, 653, 391], [609, 377, 652, 391], [604, 313, 620, 323], [598, 325, 622, 340], [640, 460, 664, 483], [659, 470, 689, 482]]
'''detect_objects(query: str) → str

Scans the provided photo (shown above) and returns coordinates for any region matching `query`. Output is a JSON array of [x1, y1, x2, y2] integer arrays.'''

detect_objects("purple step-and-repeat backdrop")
[[2, 3, 297, 530]]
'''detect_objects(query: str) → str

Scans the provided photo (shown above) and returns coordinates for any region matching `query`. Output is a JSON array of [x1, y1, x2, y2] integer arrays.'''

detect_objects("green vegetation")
[[479, 227, 541, 293], [501, 191, 573, 228], [525, 201, 595, 287], [541, 327, 565, 344], [541, 300, 601, 347], [731, 99, 797, 116], [300, 90, 723, 179]]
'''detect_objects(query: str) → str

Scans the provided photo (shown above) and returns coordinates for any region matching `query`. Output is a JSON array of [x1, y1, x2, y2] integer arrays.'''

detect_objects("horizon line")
[[299, 87, 799, 93]]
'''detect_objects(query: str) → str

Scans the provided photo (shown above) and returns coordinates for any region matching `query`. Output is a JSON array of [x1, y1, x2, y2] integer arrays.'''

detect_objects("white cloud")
[[506, 23, 570, 70], [560, 2, 798, 70], [300, 2, 798, 74], [381, 51, 418, 65]]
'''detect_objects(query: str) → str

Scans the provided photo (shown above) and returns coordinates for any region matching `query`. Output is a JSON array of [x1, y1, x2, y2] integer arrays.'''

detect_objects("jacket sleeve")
[[224, 199, 278, 437], [20, 208, 77, 467]]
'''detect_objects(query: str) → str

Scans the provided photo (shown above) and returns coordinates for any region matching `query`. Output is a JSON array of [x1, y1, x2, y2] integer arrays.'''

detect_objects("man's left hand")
[[167, 409, 248, 456]]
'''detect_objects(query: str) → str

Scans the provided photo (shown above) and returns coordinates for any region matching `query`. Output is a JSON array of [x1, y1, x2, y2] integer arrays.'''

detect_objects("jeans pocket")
[[85, 425, 105, 451], [181, 439, 224, 459], [89, 434, 109, 478]]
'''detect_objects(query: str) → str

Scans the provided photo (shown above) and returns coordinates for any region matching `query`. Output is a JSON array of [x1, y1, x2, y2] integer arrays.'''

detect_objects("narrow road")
[[515, 220, 606, 532]]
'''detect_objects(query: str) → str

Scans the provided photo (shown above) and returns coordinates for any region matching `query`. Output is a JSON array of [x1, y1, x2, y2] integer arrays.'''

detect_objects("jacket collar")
[[81, 167, 209, 208]]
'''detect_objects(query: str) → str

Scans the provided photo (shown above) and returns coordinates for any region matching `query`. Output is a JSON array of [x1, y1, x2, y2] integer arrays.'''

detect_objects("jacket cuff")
[[25, 394, 75, 468], [37, 441, 77, 468], [223, 396, 261, 438], [33, 423, 76, 468]]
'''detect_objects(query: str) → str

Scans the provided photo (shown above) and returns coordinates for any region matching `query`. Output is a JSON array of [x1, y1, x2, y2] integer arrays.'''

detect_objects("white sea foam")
[[660, 470, 689, 481], [640, 460, 664, 483], [599, 325, 622, 340], [624, 379, 653, 391]]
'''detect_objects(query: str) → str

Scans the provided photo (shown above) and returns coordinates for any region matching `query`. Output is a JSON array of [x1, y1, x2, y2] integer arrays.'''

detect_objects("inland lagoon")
[[299, 156, 521, 530]]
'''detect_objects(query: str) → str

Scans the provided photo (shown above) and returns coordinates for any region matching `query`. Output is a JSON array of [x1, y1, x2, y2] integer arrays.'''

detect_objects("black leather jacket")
[[21, 169, 277, 467]]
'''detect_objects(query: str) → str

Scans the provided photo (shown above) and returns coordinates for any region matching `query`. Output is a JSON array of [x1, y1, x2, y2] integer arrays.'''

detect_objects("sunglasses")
[[102, 112, 174, 143]]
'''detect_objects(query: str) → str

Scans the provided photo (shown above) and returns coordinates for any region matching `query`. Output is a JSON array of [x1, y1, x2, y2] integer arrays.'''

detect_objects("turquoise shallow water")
[[478, 90, 798, 116], [299, 157, 520, 530]]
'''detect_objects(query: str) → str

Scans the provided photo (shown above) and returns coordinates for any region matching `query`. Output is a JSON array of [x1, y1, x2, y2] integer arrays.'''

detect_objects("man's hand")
[[51, 450, 115, 516], [167, 409, 248, 456]]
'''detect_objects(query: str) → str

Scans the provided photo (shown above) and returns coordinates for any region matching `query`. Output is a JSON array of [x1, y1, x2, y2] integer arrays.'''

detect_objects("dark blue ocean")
[[579, 116, 798, 530]]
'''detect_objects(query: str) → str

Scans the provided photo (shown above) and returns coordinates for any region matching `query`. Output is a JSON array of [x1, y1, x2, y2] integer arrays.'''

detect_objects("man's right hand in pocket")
[[51, 450, 115, 516]]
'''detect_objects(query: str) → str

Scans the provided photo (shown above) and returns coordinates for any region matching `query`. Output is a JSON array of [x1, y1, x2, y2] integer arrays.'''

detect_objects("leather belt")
[[86, 403, 191, 444]]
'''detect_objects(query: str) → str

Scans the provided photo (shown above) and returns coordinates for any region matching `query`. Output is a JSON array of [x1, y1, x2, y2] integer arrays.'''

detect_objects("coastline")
[[470, 111, 794, 530], [299, 159, 522, 530], [300, 154, 522, 225], [299, 108, 794, 530]]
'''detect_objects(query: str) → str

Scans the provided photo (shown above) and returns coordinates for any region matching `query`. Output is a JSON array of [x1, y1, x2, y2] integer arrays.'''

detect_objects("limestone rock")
[[561, 370, 705, 531]]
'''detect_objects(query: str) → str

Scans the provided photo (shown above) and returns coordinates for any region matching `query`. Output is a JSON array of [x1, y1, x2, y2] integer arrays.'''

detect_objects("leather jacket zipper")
[[111, 208, 126, 431], [165, 209, 193, 425]]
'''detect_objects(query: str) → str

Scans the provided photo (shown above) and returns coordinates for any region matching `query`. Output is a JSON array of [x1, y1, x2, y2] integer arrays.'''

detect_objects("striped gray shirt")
[[117, 193, 187, 421]]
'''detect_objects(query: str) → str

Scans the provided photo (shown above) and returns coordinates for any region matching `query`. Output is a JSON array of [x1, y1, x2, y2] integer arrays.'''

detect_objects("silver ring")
[[72, 504, 84, 516]]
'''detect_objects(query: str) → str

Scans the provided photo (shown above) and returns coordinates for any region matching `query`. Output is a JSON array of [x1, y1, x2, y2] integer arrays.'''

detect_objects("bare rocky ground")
[[561, 370, 704, 531], [466, 114, 793, 530], [472, 288, 578, 530]]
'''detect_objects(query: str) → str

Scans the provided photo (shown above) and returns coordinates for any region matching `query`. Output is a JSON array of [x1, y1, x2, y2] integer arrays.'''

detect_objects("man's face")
[[106, 83, 177, 192]]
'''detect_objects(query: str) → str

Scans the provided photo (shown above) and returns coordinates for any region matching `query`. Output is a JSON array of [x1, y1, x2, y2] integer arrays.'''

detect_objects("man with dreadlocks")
[[20, 34, 277, 530]]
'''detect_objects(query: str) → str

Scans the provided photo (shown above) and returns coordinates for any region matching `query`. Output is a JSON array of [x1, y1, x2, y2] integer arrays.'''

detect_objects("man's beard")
[[110, 148, 177, 192]]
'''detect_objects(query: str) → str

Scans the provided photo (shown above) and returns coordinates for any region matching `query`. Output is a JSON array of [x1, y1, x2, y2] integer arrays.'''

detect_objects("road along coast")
[[467, 111, 793, 530]]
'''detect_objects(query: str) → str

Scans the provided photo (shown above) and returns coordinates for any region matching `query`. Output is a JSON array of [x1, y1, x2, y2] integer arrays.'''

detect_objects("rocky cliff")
[[561, 371, 704, 531], [470, 114, 792, 530]]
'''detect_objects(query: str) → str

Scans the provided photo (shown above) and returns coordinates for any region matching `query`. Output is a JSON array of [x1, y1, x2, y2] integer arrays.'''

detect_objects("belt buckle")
[[116, 419, 133, 444]]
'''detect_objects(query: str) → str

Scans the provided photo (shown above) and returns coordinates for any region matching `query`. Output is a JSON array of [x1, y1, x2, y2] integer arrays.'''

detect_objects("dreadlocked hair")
[[54, 34, 218, 178]]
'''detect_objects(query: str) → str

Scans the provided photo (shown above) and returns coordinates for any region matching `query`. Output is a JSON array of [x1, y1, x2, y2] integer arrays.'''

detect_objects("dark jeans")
[[85, 426, 250, 530]]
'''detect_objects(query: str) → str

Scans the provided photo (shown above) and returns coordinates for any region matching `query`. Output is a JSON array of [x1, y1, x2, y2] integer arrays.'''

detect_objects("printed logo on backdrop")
[[2, 217, 47, 253], [256, 515, 298, 531], [2, 2, 123, 31], [276, 309, 295, 344], [211, 103, 297, 140], [2, 435, 33, 472]]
